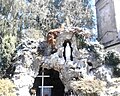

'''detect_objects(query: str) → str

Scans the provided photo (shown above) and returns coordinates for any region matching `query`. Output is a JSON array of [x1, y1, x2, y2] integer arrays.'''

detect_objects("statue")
[[63, 39, 73, 61]]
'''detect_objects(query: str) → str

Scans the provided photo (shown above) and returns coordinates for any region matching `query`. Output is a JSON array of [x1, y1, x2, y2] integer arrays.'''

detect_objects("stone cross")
[[37, 68, 53, 96]]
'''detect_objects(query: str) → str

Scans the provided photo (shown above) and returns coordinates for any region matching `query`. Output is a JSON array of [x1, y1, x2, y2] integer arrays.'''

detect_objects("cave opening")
[[31, 68, 65, 96]]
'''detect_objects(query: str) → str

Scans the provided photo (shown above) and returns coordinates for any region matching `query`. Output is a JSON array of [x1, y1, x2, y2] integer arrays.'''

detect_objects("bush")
[[0, 79, 16, 96], [105, 50, 120, 66]]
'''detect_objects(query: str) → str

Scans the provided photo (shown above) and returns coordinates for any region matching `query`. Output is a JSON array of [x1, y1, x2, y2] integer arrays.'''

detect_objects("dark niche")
[[30, 68, 65, 96]]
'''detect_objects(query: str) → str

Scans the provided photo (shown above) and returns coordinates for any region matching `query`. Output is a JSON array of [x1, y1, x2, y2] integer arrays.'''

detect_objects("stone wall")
[[95, 0, 119, 48], [105, 44, 120, 52], [114, 0, 120, 36]]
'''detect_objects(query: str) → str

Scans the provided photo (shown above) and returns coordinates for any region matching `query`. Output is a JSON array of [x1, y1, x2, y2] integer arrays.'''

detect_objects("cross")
[[37, 67, 53, 96]]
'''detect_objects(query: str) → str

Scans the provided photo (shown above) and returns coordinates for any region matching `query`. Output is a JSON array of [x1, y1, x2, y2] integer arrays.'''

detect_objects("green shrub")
[[105, 50, 120, 66]]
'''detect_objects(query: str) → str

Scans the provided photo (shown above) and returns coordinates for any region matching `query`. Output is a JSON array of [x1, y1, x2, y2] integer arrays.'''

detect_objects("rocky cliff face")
[[11, 27, 120, 96], [10, 29, 42, 96]]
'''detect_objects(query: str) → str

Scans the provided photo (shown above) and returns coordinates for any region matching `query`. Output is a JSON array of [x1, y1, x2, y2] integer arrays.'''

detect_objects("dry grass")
[[70, 79, 106, 95], [0, 79, 16, 96]]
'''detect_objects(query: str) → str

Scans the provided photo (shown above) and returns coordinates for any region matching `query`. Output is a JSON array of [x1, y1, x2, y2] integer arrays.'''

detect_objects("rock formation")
[[11, 27, 120, 96]]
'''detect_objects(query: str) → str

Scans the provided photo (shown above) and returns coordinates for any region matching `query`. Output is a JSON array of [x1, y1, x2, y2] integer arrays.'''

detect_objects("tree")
[[60, 0, 94, 28], [16, 0, 95, 36], [0, 0, 19, 74]]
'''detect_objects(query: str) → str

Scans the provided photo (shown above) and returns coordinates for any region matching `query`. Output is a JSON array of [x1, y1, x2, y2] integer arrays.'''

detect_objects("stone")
[[11, 27, 120, 96]]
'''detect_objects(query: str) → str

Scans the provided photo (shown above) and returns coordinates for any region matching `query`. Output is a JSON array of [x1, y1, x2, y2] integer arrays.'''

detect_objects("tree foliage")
[[60, 0, 94, 28], [0, 0, 19, 73]]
